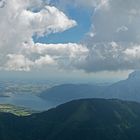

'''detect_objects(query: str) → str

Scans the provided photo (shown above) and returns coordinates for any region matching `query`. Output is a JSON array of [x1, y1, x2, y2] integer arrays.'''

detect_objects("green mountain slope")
[[0, 99, 140, 140]]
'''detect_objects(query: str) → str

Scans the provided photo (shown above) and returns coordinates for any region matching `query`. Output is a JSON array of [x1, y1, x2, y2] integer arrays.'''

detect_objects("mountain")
[[1, 99, 140, 139], [106, 71, 140, 102], [40, 84, 107, 105], [40, 71, 140, 104]]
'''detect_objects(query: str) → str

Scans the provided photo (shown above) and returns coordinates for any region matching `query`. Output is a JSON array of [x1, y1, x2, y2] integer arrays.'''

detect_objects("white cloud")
[[5, 54, 33, 71], [33, 43, 88, 69], [2, 0, 140, 73], [34, 55, 56, 66], [51, 0, 140, 72], [4, 41, 88, 71], [79, 0, 140, 72], [22, 43, 88, 70], [124, 46, 140, 59], [87, 0, 140, 43], [0, 0, 77, 71], [26, 43, 88, 57], [77, 42, 140, 72]]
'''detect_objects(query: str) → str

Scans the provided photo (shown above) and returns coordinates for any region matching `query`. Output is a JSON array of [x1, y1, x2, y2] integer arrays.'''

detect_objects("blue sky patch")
[[34, 5, 92, 44]]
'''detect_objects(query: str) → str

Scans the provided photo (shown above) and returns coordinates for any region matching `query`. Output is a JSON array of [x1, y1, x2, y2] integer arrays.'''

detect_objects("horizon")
[[0, 70, 131, 84]]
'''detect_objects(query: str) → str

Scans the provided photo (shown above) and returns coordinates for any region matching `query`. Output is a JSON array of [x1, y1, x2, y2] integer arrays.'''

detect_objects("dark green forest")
[[0, 99, 140, 140]]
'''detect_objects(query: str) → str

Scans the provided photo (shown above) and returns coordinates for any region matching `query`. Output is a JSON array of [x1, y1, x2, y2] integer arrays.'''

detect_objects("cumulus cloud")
[[1, 0, 140, 73], [47, 0, 140, 72], [87, 0, 140, 43], [22, 42, 88, 71], [32, 43, 88, 69], [4, 41, 88, 71], [0, 0, 78, 71], [77, 42, 140, 72], [5, 54, 33, 71], [79, 0, 140, 72]]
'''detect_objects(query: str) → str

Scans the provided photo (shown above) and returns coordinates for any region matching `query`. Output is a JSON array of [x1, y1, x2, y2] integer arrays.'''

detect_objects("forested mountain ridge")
[[0, 98, 140, 140]]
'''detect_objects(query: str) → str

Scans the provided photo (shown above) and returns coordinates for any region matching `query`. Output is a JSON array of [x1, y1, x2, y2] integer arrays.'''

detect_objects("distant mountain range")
[[40, 84, 107, 105], [40, 71, 140, 105], [1, 99, 140, 140]]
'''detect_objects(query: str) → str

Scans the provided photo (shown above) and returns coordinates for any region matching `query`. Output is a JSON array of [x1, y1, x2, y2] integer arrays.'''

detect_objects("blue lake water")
[[0, 94, 55, 111]]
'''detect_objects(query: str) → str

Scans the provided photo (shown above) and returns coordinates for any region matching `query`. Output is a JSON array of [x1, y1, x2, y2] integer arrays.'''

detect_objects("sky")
[[0, 0, 139, 83]]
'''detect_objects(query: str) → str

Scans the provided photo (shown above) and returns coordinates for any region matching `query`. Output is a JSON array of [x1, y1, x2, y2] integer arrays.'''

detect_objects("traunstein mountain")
[[106, 71, 140, 101]]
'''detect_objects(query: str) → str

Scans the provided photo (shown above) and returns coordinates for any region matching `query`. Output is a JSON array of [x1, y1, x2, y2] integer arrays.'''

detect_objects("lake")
[[0, 93, 55, 111]]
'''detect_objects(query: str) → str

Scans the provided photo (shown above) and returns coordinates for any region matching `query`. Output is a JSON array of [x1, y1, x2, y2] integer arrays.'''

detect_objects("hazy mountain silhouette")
[[106, 71, 140, 101], [40, 84, 107, 105], [41, 71, 140, 104]]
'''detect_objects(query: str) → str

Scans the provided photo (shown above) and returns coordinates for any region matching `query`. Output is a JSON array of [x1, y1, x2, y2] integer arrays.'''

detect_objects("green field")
[[0, 104, 36, 116]]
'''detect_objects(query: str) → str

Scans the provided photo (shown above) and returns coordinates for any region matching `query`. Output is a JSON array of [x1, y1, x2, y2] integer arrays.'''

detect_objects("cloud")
[[78, 0, 140, 72], [31, 43, 88, 70], [0, 0, 77, 71], [4, 40, 88, 71], [77, 42, 140, 72], [34, 55, 56, 67], [2, 0, 140, 73], [46, 0, 140, 72], [124, 45, 140, 59], [87, 0, 140, 43], [49, 0, 109, 9], [5, 54, 33, 71]]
